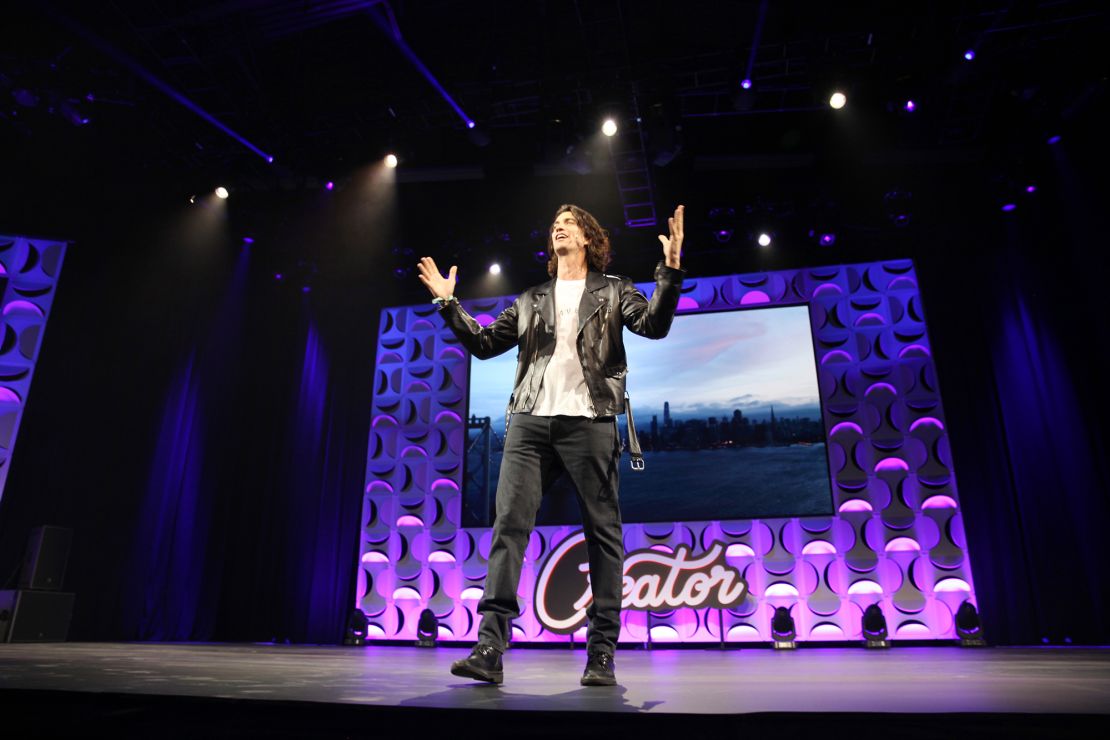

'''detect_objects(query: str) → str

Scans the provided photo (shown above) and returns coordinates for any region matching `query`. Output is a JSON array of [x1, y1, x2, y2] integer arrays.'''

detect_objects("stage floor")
[[3, 642, 1110, 738], [2, 642, 1109, 716]]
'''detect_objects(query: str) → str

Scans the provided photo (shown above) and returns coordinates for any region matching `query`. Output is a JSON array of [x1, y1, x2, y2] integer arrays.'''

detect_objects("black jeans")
[[477, 413, 623, 655]]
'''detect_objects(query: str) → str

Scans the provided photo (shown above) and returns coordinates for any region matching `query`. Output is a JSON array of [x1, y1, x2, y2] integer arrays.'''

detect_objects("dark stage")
[[1, 643, 1108, 737]]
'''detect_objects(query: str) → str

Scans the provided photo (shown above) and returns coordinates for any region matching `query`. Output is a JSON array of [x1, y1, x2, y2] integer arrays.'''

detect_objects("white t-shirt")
[[531, 278, 595, 417]]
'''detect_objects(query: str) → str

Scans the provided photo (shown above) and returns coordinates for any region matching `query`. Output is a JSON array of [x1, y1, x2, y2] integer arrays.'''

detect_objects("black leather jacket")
[[439, 262, 685, 417]]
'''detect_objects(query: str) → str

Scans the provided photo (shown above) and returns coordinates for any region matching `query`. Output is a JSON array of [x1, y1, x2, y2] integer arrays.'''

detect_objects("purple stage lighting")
[[267, 155, 274, 163], [819, 233, 837, 246], [714, 229, 733, 243], [1001, 203, 1017, 212], [964, 50, 975, 61], [466, 120, 476, 129], [904, 100, 916, 112], [1047, 135, 1061, 145], [243, 237, 254, 245], [274, 273, 283, 281], [325, 181, 335, 191], [740, 78, 752, 90], [1026, 185, 1036, 193]]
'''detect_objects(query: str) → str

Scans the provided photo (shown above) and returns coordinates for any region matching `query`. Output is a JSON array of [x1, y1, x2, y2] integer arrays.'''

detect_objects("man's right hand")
[[417, 256, 457, 299]]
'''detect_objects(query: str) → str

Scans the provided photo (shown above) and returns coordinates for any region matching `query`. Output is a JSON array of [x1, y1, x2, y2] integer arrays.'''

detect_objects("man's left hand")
[[658, 204, 684, 269]]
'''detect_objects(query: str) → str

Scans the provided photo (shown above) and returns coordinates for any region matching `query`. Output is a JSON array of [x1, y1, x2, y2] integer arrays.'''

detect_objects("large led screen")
[[464, 304, 832, 526]]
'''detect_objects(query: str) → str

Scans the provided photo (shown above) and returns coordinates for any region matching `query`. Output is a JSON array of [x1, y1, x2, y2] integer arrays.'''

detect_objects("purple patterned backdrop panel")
[[359, 260, 977, 643], [0, 235, 68, 505]]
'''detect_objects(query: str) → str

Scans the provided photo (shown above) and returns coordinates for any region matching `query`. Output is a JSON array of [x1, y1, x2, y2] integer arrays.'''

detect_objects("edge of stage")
[[2, 642, 1108, 738]]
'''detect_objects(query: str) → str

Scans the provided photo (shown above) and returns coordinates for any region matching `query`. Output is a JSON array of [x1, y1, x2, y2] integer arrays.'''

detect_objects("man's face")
[[550, 210, 589, 256]]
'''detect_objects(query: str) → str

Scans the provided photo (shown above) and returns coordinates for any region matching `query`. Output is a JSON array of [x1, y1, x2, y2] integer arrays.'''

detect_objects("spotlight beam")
[[39, 3, 274, 163], [366, 4, 475, 129], [742, 0, 769, 89]]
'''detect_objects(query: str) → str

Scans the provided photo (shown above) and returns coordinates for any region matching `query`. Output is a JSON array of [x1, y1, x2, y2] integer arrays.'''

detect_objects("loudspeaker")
[[0, 590, 75, 642], [19, 525, 73, 590]]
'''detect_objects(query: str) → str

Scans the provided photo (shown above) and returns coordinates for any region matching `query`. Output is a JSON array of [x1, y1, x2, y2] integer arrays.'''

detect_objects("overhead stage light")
[[904, 100, 916, 112], [385, 153, 399, 168], [757, 232, 772, 247], [819, 233, 837, 246], [489, 262, 502, 275], [602, 119, 618, 137], [740, 78, 752, 90], [963, 50, 976, 61], [829, 92, 847, 110], [466, 120, 476, 129], [771, 606, 797, 649], [215, 186, 229, 199], [325, 181, 334, 191], [862, 603, 890, 649], [416, 608, 439, 647], [955, 601, 986, 646]]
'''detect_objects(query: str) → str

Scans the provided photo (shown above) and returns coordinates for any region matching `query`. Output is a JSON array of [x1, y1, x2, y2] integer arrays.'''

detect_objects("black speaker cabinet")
[[0, 590, 76, 642], [19, 525, 73, 590]]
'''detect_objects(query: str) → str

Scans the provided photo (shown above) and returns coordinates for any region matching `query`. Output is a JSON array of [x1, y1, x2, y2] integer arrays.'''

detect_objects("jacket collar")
[[534, 271, 607, 333]]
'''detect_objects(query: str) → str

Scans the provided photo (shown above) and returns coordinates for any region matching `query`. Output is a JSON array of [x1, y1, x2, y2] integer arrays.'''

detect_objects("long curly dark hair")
[[546, 204, 612, 278]]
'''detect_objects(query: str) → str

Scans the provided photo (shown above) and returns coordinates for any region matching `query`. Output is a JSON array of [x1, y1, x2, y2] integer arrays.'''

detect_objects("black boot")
[[450, 644, 504, 684], [580, 651, 616, 686]]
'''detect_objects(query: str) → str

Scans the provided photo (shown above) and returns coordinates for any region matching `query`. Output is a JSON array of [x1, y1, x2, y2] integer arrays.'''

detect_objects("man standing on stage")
[[417, 203, 685, 686]]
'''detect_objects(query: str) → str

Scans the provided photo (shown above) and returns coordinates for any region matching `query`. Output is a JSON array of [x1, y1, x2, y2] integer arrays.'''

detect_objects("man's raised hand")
[[658, 204, 684, 269], [417, 256, 457, 299]]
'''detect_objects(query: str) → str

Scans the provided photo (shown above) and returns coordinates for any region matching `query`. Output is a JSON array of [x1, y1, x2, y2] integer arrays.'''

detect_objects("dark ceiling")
[[4, 1, 1105, 181]]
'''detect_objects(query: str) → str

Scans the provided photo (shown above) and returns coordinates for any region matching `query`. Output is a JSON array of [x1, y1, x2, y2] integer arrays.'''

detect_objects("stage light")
[[862, 603, 890, 649], [267, 155, 275, 163], [188, 195, 196, 204], [904, 100, 916, 112], [714, 228, 733, 244], [964, 50, 975, 61], [466, 120, 476, 129], [533, 250, 548, 264], [489, 262, 502, 275], [955, 601, 986, 646], [416, 608, 439, 647], [215, 186, 229, 199], [602, 118, 618, 137], [757, 232, 772, 247], [1000, 203, 1017, 212], [385, 153, 399, 168], [829, 91, 846, 109], [1047, 135, 1061, 145], [325, 181, 334, 191], [740, 78, 752, 90], [1026, 185, 1036, 193], [242, 237, 254, 245], [771, 606, 797, 649], [819, 233, 837, 246], [344, 609, 368, 646]]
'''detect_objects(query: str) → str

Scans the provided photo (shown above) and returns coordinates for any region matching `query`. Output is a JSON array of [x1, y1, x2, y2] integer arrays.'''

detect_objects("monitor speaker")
[[19, 525, 73, 590], [0, 590, 75, 642]]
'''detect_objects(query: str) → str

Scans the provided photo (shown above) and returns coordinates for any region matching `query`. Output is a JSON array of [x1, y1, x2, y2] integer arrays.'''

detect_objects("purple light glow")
[[325, 181, 334, 190], [676, 296, 700, 311], [475, 313, 495, 327], [392, 586, 421, 600], [934, 577, 971, 593], [1047, 135, 1061, 145], [362, 551, 390, 564], [267, 155, 274, 163], [242, 237, 254, 245], [460, 587, 484, 600], [909, 417, 945, 432], [829, 422, 864, 436], [1026, 185, 1036, 193], [274, 273, 283, 281], [801, 540, 837, 556], [963, 50, 975, 61], [847, 579, 883, 595], [865, 382, 898, 397], [884, 537, 921, 552], [396, 515, 424, 527], [427, 550, 456, 563], [725, 543, 757, 559], [739, 290, 770, 305], [874, 457, 910, 473], [740, 78, 752, 90], [922, 495, 959, 509], [765, 582, 800, 597], [466, 120, 476, 129], [819, 349, 852, 365], [819, 233, 836, 246], [1001, 203, 1017, 212], [431, 477, 461, 490], [904, 100, 916, 112], [838, 499, 873, 513]]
